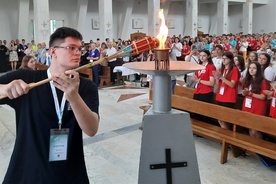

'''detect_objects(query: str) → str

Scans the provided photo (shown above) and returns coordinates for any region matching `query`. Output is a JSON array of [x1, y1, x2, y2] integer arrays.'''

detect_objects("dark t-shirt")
[[0, 70, 99, 184]]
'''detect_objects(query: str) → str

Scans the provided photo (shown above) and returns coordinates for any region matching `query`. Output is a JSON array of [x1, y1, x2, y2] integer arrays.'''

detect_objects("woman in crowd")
[[246, 51, 258, 66], [191, 50, 216, 103], [9, 40, 18, 71], [213, 52, 240, 130], [19, 55, 36, 70], [264, 81, 276, 118], [258, 53, 275, 82], [234, 55, 247, 97], [242, 61, 270, 139]]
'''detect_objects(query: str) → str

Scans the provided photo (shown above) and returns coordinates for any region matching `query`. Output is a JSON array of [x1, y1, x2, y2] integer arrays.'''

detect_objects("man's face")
[[51, 37, 82, 69]]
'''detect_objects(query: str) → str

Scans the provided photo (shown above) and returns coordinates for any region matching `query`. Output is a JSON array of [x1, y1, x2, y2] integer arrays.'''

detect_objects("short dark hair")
[[49, 27, 83, 47]]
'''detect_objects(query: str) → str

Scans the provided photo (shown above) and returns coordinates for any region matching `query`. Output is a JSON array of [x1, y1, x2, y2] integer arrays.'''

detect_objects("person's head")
[[22, 39, 25, 44], [31, 40, 35, 45], [20, 55, 36, 70], [95, 41, 100, 48], [248, 61, 262, 78], [221, 52, 235, 79], [27, 43, 32, 49], [234, 55, 245, 72], [258, 53, 271, 70], [215, 44, 224, 56], [211, 50, 217, 58], [0, 40, 2, 45], [199, 50, 213, 64], [247, 51, 258, 64], [10, 40, 15, 45], [3, 40, 7, 45], [37, 43, 42, 49], [16, 39, 20, 45], [101, 42, 107, 49], [105, 38, 110, 43], [49, 27, 83, 71], [90, 43, 96, 50], [107, 41, 113, 48], [41, 42, 46, 48]]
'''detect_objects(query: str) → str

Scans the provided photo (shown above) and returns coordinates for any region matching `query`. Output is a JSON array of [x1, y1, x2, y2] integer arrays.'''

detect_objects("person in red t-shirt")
[[263, 81, 276, 118], [191, 50, 216, 102], [190, 50, 216, 123], [242, 62, 270, 139], [213, 52, 240, 130], [181, 40, 191, 60]]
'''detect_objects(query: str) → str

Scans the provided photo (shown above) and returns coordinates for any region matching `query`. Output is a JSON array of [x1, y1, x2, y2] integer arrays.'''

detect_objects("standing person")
[[234, 55, 247, 97], [0, 27, 99, 183], [106, 41, 117, 84], [171, 37, 183, 61], [264, 81, 276, 118], [87, 43, 100, 86], [239, 36, 249, 61], [8, 40, 19, 71], [258, 53, 275, 82], [19, 55, 36, 70], [191, 50, 216, 102], [242, 62, 270, 139], [0, 40, 8, 72], [213, 52, 240, 130]]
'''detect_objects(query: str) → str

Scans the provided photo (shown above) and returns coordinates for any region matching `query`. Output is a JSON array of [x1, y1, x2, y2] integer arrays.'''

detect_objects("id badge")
[[245, 97, 252, 108], [49, 128, 69, 162], [272, 97, 276, 107], [219, 86, 225, 95]]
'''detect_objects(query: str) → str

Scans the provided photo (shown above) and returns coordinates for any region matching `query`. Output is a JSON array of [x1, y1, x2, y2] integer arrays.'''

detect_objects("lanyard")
[[47, 69, 66, 130]]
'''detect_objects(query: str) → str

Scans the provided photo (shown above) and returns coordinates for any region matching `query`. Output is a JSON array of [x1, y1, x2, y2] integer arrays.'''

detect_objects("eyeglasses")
[[54, 46, 82, 54]]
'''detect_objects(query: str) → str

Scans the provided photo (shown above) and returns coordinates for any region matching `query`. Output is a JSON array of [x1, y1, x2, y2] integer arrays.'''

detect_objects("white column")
[[99, 0, 113, 41], [76, 0, 88, 36], [118, 0, 134, 40], [18, 0, 30, 41], [242, 0, 253, 34], [185, 0, 198, 38], [217, 0, 228, 35], [147, 0, 160, 37], [33, 0, 50, 45]]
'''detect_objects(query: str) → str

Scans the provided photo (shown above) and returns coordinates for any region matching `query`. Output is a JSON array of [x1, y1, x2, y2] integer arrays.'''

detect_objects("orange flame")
[[156, 9, 168, 49]]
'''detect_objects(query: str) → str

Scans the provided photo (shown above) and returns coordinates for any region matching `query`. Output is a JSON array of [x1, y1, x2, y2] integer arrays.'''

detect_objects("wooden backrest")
[[172, 95, 276, 136], [174, 86, 195, 99], [35, 63, 49, 70], [100, 66, 110, 77]]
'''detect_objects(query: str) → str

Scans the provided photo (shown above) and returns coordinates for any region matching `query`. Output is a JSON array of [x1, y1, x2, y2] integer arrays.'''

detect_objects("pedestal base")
[[138, 109, 201, 184]]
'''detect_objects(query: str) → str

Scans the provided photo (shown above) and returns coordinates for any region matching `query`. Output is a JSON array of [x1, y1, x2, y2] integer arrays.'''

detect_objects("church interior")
[[1, 0, 276, 183]]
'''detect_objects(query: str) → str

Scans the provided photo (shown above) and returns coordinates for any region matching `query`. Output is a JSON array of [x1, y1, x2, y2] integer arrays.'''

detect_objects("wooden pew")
[[99, 66, 111, 87], [171, 90, 276, 164]]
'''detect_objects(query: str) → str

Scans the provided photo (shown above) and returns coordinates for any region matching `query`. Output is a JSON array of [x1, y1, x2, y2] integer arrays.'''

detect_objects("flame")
[[156, 9, 168, 49]]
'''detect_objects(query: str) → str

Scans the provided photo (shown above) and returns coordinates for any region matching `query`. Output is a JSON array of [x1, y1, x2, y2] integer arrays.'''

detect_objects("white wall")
[[0, 0, 275, 43]]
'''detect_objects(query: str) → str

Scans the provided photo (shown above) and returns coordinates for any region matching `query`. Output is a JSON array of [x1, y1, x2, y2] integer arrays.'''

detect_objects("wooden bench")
[[171, 91, 276, 164], [99, 66, 111, 87]]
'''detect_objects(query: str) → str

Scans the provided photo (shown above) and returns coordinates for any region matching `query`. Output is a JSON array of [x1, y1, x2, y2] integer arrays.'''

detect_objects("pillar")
[[147, 0, 160, 37], [185, 0, 198, 38], [217, 0, 228, 35], [242, 0, 253, 34], [99, 0, 113, 41], [18, 0, 30, 41], [33, 0, 50, 45], [76, 0, 88, 36]]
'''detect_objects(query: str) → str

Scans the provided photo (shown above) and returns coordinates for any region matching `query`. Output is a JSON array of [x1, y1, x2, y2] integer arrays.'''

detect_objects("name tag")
[[219, 86, 225, 95], [49, 128, 69, 162], [245, 97, 252, 108], [272, 97, 276, 108]]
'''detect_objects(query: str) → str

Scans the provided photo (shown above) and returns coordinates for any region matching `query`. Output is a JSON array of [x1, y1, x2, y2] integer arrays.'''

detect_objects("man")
[[87, 42, 100, 86], [106, 41, 117, 84], [0, 27, 99, 183], [37, 42, 47, 64], [0, 40, 8, 72]]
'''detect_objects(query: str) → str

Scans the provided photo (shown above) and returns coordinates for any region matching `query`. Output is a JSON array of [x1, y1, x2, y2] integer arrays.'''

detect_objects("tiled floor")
[[0, 80, 276, 184]]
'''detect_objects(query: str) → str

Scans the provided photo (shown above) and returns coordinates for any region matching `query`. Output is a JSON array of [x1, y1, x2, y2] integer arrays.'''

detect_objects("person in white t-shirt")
[[171, 37, 183, 61]]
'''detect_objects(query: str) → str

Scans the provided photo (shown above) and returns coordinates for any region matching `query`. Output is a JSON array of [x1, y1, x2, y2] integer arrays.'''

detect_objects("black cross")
[[150, 148, 187, 184]]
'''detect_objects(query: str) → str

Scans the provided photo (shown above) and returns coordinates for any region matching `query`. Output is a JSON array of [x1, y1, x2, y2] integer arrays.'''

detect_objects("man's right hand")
[[1, 80, 30, 99]]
